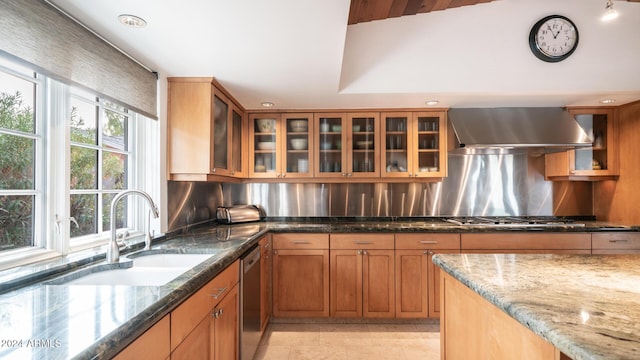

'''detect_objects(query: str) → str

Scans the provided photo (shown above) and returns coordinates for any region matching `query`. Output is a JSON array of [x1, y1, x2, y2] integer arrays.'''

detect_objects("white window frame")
[[0, 56, 159, 269]]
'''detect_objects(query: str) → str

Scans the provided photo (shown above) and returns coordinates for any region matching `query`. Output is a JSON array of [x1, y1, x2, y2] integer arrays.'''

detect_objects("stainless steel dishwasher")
[[240, 245, 261, 360]]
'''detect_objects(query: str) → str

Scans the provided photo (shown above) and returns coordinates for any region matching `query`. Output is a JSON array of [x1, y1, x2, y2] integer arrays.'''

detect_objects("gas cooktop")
[[443, 216, 585, 228]]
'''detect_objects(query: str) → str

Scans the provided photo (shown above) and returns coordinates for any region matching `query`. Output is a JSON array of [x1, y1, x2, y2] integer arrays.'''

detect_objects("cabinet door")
[[249, 114, 280, 178], [115, 315, 170, 360], [381, 112, 411, 178], [272, 249, 330, 317], [314, 113, 347, 178], [259, 236, 271, 332], [330, 249, 363, 317], [395, 250, 429, 318], [212, 283, 239, 360], [283, 113, 314, 178], [362, 249, 395, 318], [229, 104, 245, 177], [348, 113, 380, 178], [212, 92, 231, 176], [412, 111, 447, 178], [171, 315, 211, 360], [427, 249, 459, 318]]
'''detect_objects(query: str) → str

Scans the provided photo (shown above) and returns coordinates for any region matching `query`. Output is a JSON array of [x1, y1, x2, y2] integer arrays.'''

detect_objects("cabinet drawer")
[[330, 233, 394, 249], [273, 233, 329, 249], [395, 233, 460, 250], [592, 232, 640, 250], [461, 233, 591, 250], [170, 260, 239, 351]]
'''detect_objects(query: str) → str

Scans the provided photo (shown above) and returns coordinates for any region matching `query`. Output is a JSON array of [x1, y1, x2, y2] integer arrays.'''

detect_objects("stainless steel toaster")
[[216, 205, 265, 224]]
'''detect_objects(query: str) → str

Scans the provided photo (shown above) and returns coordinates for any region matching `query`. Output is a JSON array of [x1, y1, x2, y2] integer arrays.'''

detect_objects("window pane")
[[0, 195, 34, 251], [0, 74, 35, 133], [70, 99, 98, 145], [102, 193, 126, 232], [103, 108, 127, 151], [0, 134, 34, 190], [70, 194, 97, 237], [70, 146, 97, 189], [102, 151, 126, 190]]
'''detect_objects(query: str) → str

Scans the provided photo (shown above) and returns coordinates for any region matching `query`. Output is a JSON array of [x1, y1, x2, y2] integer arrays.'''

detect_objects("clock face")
[[529, 15, 579, 62]]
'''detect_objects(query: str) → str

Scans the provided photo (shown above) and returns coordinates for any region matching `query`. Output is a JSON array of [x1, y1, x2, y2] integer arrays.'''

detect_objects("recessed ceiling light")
[[425, 100, 439, 106], [118, 14, 147, 28], [600, 99, 616, 104], [261, 102, 275, 108]]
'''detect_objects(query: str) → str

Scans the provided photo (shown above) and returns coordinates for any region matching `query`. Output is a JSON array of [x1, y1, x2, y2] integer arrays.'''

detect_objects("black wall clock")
[[529, 15, 579, 62]]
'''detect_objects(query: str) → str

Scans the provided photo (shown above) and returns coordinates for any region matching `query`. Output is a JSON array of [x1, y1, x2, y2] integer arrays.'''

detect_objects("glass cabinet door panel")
[[415, 115, 441, 174], [574, 113, 608, 171], [231, 107, 244, 176], [382, 113, 409, 176], [252, 116, 278, 175], [213, 95, 229, 171], [285, 114, 313, 177], [316, 114, 345, 177], [350, 114, 379, 177]]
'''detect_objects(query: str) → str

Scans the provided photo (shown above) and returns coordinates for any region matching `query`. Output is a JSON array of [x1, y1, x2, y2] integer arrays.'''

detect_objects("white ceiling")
[[48, 0, 640, 110]]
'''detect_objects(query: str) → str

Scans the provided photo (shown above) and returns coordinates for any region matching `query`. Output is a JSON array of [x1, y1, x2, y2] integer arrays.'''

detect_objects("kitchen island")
[[433, 254, 640, 360]]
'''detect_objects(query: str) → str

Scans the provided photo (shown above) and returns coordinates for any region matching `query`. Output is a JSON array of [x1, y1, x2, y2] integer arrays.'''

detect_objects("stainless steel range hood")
[[448, 108, 592, 154]]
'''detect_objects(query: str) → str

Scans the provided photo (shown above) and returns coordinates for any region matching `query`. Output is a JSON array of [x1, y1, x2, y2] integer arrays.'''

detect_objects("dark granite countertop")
[[0, 218, 637, 359]]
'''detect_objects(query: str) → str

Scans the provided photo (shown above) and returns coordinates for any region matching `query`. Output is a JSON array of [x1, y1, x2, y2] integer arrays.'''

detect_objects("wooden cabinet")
[[114, 315, 170, 360], [381, 111, 447, 178], [170, 260, 239, 360], [314, 113, 381, 179], [259, 235, 272, 332], [272, 233, 329, 317], [545, 107, 618, 181], [168, 77, 245, 181], [330, 234, 395, 318], [592, 232, 640, 254], [395, 233, 460, 318], [461, 233, 592, 254], [249, 113, 314, 179], [441, 271, 566, 359]]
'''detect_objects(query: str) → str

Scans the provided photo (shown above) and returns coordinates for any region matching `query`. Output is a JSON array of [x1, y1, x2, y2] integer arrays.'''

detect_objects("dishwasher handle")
[[243, 247, 261, 273]]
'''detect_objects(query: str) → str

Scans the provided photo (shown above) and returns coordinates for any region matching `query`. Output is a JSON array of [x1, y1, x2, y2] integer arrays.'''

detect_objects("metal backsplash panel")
[[167, 153, 592, 231]]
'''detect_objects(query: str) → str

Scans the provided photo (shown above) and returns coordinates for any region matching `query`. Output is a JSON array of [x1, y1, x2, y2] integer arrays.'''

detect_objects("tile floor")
[[254, 322, 441, 360]]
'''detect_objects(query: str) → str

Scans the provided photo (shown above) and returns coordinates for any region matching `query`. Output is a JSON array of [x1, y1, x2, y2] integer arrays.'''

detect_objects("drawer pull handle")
[[354, 241, 373, 244], [210, 287, 227, 300], [609, 239, 629, 243], [419, 241, 438, 244], [291, 241, 312, 244]]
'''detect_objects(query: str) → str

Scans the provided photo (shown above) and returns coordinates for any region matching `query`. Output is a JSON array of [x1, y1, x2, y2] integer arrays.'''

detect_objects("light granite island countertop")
[[433, 254, 640, 360]]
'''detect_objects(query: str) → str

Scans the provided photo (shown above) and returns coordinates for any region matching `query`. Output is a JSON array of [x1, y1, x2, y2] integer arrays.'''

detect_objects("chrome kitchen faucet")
[[107, 189, 160, 263]]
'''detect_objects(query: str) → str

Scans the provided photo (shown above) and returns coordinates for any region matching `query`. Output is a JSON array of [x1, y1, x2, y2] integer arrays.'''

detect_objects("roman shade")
[[0, 0, 158, 119]]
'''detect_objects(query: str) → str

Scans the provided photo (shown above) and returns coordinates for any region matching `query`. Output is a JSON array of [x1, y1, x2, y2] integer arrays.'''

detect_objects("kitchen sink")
[[127, 252, 213, 268], [48, 251, 215, 286], [60, 266, 189, 286]]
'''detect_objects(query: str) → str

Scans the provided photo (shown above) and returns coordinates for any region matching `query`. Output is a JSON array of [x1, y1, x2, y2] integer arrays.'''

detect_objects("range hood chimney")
[[448, 107, 592, 154]]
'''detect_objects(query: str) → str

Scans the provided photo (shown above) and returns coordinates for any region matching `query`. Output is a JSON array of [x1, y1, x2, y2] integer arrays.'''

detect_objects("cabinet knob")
[[282, 173, 286, 178], [347, 173, 352, 177], [212, 168, 217, 173]]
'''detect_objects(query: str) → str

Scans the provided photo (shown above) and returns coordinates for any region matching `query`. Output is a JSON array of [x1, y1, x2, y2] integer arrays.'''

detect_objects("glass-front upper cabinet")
[[168, 77, 243, 180], [315, 113, 347, 178], [249, 113, 314, 179], [349, 113, 380, 178], [412, 112, 447, 178], [283, 113, 313, 178], [381, 111, 447, 178], [249, 114, 280, 178], [545, 107, 618, 180]]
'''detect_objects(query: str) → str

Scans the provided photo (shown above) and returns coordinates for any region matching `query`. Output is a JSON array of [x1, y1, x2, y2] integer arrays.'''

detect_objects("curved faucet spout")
[[107, 189, 160, 263]]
